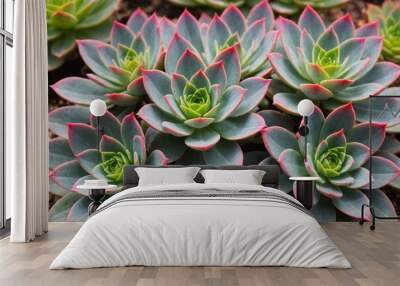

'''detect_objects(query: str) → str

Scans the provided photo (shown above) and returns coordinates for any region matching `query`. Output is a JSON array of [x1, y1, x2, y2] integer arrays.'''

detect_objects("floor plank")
[[0, 222, 399, 286]]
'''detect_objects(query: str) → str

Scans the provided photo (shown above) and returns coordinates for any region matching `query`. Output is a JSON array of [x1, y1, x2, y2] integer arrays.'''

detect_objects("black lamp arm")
[[96, 116, 104, 154], [298, 116, 309, 160], [304, 116, 308, 160]]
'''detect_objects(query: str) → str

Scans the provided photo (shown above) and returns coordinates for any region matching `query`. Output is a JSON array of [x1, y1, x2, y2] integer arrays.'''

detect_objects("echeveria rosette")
[[271, 0, 348, 15], [170, 1, 278, 79], [138, 46, 270, 165], [49, 109, 167, 221], [46, 0, 118, 70], [262, 103, 400, 220], [167, 0, 249, 9], [167, 0, 264, 10], [351, 87, 400, 134], [368, 0, 400, 64], [268, 5, 400, 116], [51, 9, 164, 107]]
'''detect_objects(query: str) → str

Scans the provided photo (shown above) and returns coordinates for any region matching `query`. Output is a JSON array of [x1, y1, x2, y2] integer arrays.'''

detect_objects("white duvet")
[[50, 183, 351, 269]]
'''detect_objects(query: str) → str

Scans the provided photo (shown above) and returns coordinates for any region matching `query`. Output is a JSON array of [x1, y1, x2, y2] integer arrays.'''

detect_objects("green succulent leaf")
[[264, 102, 398, 221], [76, 149, 102, 175], [49, 192, 84, 222], [272, 92, 308, 115], [278, 149, 308, 177], [368, 1, 400, 64], [143, 70, 173, 114], [347, 168, 369, 189], [52, 77, 110, 106], [221, 4, 246, 35], [47, 0, 118, 70], [101, 150, 131, 184], [51, 33, 76, 58], [139, 21, 271, 157], [316, 181, 343, 198], [49, 180, 69, 197], [262, 126, 299, 160], [165, 33, 195, 74], [50, 160, 88, 191], [176, 49, 206, 79], [270, 5, 400, 116], [232, 78, 271, 117], [50, 113, 168, 198], [332, 189, 370, 220], [163, 121, 195, 137], [177, 10, 205, 53], [67, 123, 98, 155], [145, 128, 187, 163], [185, 128, 221, 151], [213, 113, 265, 140], [53, 14, 165, 107], [67, 196, 90, 222], [381, 136, 400, 154], [368, 189, 397, 217], [127, 9, 148, 33], [166, 2, 277, 79], [310, 196, 337, 222], [349, 122, 386, 153], [316, 146, 347, 178], [352, 89, 400, 133], [299, 6, 326, 40], [90, 112, 122, 142], [319, 103, 355, 140], [180, 88, 213, 119], [272, 0, 348, 16], [49, 138, 75, 170], [346, 142, 370, 170], [258, 110, 297, 132], [366, 156, 400, 189], [202, 140, 243, 165], [147, 150, 169, 166]]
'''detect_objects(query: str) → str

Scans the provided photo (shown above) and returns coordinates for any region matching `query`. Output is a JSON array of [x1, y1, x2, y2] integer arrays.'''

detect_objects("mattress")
[[50, 183, 351, 269]]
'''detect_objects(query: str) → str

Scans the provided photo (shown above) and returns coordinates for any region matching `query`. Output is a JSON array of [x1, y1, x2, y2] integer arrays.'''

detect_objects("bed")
[[50, 165, 351, 269]]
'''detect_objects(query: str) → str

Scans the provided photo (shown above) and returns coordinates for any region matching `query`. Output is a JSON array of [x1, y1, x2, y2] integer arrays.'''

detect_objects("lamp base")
[[296, 180, 314, 210], [88, 188, 106, 215]]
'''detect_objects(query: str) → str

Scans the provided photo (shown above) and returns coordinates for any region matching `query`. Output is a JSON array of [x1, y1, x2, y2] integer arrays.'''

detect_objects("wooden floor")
[[0, 222, 399, 286]]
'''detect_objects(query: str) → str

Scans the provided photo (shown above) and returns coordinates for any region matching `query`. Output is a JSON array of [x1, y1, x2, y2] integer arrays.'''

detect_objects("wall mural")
[[48, 0, 400, 222]]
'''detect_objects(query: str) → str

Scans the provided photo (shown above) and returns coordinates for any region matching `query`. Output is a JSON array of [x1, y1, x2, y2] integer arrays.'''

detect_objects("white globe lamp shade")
[[90, 99, 107, 117], [297, 99, 315, 117]]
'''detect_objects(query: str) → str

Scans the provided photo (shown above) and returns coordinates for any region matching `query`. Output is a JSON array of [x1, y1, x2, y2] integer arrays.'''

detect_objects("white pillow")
[[135, 167, 200, 186], [200, 169, 266, 185]]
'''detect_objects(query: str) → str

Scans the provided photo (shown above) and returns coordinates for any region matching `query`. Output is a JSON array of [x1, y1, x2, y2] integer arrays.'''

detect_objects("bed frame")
[[123, 165, 280, 189]]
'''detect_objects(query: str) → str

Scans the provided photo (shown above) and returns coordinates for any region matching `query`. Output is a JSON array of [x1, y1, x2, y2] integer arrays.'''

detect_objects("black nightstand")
[[77, 184, 117, 215], [289, 177, 319, 210]]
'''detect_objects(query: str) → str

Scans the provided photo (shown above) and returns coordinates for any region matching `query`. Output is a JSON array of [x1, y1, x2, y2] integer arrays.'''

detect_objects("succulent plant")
[[268, 5, 400, 116], [261, 103, 400, 220], [351, 87, 400, 134], [46, 0, 118, 70], [368, 0, 400, 64], [168, 1, 279, 79], [271, 0, 348, 15], [49, 107, 167, 221], [51, 9, 164, 107], [137, 43, 270, 165], [167, 0, 260, 9]]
